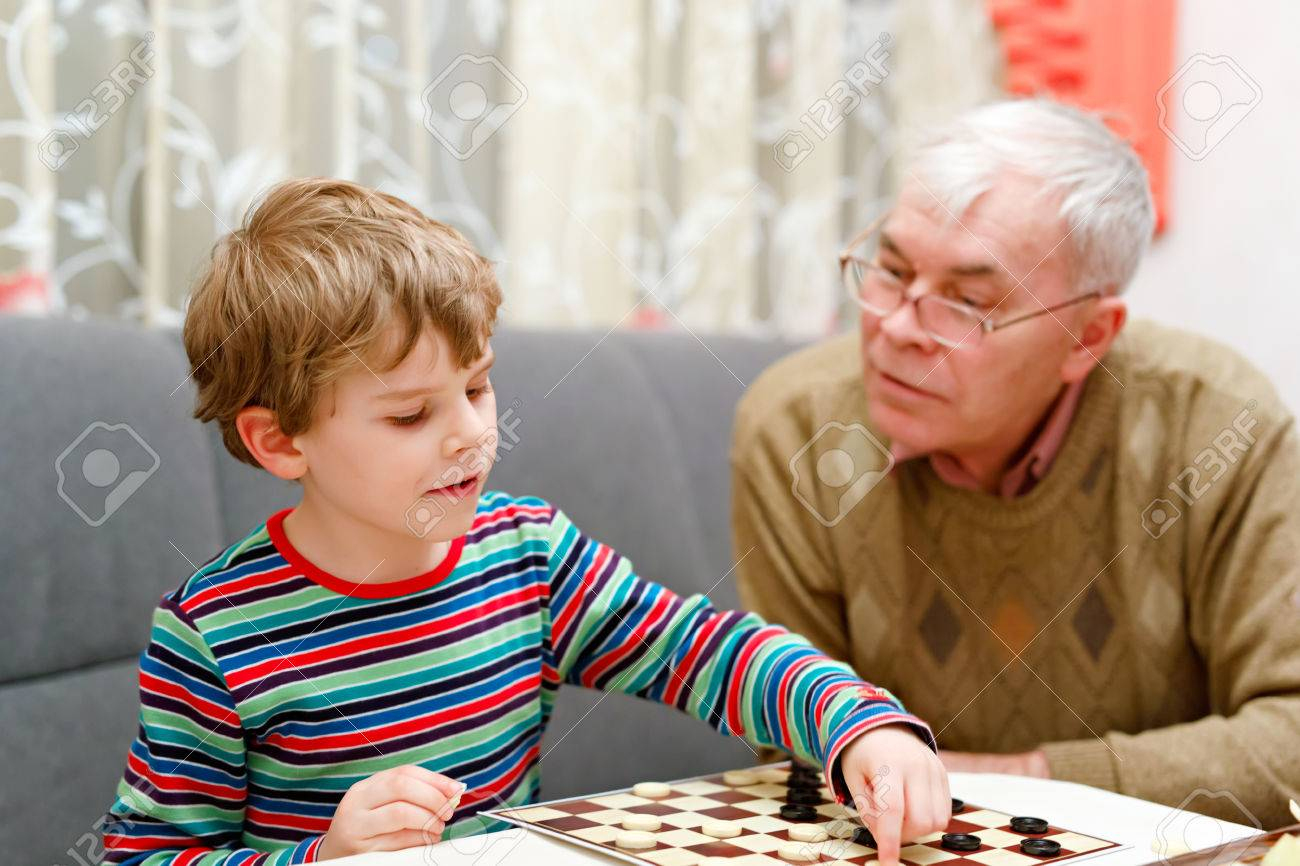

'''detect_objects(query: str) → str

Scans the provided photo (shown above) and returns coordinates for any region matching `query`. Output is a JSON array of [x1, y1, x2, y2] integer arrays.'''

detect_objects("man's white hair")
[[909, 98, 1155, 294]]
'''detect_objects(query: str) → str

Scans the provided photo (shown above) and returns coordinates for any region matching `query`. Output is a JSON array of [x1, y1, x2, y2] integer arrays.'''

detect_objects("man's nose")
[[877, 285, 936, 350]]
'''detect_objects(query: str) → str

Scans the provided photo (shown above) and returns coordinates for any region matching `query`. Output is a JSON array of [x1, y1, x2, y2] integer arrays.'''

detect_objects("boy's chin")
[[401, 493, 479, 541]]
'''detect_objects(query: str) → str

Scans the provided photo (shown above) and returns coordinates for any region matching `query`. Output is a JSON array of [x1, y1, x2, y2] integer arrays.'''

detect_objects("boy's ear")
[[235, 407, 308, 480]]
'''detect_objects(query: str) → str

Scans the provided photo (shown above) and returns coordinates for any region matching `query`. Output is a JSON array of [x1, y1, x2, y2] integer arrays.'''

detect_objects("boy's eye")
[[390, 408, 426, 427], [469, 381, 493, 399]]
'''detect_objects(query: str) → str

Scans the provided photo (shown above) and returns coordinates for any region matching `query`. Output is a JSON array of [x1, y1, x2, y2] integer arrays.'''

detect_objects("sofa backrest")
[[0, 315, 802, 864]]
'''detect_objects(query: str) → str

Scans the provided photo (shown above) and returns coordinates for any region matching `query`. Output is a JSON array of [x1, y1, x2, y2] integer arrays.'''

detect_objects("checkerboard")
[[489, 762, 1121, 866]]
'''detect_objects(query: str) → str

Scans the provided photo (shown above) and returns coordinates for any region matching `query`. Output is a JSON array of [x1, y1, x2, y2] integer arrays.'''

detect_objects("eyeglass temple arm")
[[992, 291, 1102, 330], [839, 214, 890, 264]]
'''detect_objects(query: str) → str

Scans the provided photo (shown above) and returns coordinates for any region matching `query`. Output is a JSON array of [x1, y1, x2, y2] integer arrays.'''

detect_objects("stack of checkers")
[[493, 761, 1120, 865]]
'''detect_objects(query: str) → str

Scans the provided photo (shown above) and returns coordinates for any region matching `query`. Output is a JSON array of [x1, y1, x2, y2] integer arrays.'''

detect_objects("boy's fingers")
[[366, 827, 443, 852], [845, 768, 898, 866], [936, 764, 953, 828], [364, 801, 439, 838], [359, 773, 451, 815], [903, 774, 938, 841], [871, 784, 904, 866], [394, 764, 465, 799]]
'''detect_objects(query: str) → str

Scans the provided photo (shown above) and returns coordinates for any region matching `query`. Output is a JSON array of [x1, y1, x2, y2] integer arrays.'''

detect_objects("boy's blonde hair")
[[182, 177, 502, 468]]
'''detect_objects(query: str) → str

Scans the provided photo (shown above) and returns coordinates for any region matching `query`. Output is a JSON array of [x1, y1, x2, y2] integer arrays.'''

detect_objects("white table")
[[329, 773, 1261, 866]]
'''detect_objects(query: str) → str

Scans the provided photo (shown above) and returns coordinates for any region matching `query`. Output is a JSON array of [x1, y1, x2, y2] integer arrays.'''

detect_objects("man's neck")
[[926, 381, 1074, 496], [282, 493, 452, 585]]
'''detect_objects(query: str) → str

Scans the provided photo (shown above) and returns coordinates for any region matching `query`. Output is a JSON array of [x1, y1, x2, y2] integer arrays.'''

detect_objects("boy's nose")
[[442, 400, 492, 458]]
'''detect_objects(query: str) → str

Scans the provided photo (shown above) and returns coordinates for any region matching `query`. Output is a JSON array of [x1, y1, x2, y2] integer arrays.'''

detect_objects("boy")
[[103, 178, 949, 864]]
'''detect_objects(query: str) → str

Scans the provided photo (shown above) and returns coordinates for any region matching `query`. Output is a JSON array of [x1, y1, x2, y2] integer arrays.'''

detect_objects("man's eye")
[[872, 260, 908, 282], [469, 382, 493, 399], [390, 409, 426, 427]]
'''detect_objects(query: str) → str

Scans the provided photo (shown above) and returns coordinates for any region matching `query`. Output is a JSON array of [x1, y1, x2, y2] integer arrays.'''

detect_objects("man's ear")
[[1062, 294, 1127, 384], [235, 407, 309, 480]]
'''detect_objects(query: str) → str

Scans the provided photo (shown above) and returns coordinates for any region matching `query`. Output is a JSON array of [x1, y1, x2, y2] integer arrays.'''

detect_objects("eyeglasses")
[[839, 214, 1100, 349]]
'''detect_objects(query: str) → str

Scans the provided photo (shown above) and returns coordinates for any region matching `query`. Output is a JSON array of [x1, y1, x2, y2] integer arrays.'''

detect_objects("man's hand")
[[318, 765, 465, 860], [939, 749, 1050, 778], [838, 725, 950, 866]]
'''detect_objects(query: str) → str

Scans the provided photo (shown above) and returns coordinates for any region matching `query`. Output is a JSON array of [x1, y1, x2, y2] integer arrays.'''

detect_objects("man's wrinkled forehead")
[[890, 177, 1069, 289]]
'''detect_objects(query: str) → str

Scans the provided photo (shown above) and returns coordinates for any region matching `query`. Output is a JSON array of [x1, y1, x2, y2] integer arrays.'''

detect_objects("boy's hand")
[[318, 765, 465, 860], [838, 725, 950, 866]]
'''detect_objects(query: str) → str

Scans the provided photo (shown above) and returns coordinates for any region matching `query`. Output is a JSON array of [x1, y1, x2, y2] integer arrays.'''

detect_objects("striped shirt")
[[103, 492, 931, 864]]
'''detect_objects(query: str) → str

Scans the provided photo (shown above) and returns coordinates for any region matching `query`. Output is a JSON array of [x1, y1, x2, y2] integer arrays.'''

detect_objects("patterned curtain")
[[0, 0, 1001, 337]]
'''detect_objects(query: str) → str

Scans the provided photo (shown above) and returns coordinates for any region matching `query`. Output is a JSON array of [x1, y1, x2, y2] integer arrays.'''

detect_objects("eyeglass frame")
[[838, 213, 1101, 349]]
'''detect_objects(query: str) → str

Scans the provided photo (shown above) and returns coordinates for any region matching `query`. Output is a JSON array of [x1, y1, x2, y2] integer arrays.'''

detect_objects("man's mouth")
[[425, 475, 481, 499], [873, 368, 940, 401]]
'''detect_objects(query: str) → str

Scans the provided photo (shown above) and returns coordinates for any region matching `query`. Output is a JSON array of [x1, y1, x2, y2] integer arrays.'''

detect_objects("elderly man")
[[732, 98, 1300, 828]]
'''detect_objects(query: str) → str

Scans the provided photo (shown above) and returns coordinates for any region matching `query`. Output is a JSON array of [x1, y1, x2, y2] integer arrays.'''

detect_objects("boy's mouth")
[[426, 474, 481, 499]]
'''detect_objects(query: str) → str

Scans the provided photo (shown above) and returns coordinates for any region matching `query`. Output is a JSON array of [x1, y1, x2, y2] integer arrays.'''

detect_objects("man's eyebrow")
[[879, 230, 908, 260], [375, 352, 496, 401], [884, 229, 1005, 282], [948, 262, 1003, 279]]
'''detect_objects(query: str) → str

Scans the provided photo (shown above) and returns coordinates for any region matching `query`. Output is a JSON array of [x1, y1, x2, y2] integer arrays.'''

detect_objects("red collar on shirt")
[[266, 508, 465, 598]]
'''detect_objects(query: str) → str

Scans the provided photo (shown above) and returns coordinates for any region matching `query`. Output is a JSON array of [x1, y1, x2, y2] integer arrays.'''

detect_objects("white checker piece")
[[669, 780, 729, 796]]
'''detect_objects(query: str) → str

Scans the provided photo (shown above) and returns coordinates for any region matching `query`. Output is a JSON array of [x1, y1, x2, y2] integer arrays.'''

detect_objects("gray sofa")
[[0, 314, 801, 865]]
